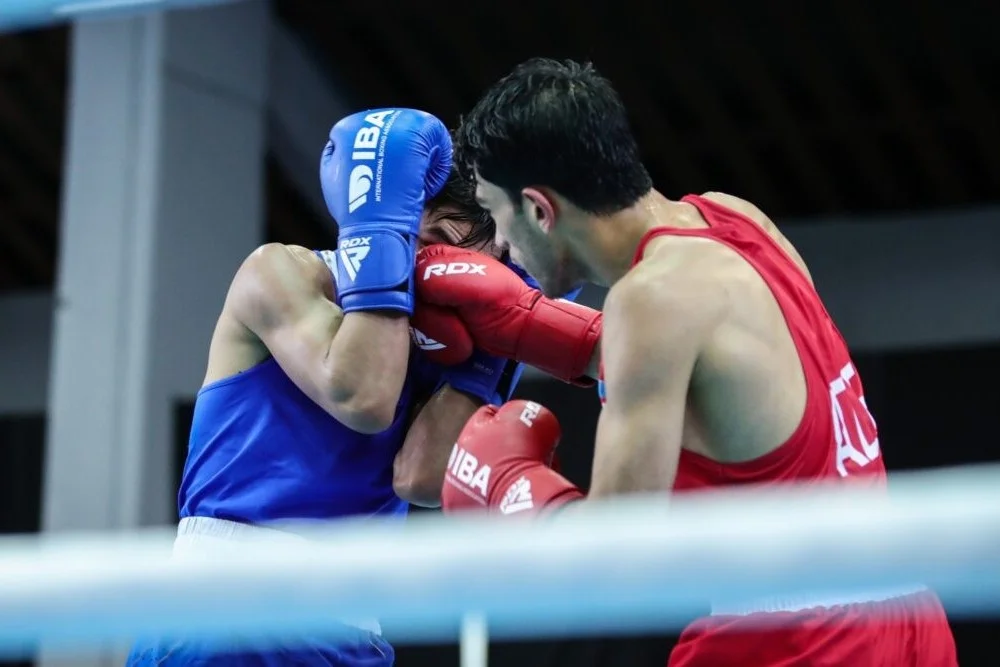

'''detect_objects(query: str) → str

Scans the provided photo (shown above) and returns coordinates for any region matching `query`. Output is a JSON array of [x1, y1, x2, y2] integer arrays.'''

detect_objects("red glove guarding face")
[[409, 302, 472, 366], [414, 245, 602, 384], [442, 400, 584, 515]]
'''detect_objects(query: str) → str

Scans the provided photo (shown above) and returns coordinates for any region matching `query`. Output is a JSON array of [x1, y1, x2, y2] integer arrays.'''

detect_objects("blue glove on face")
[[321, 108, 452, 314]]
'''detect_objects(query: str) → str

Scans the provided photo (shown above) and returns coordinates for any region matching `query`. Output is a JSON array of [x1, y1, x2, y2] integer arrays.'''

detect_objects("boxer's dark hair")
[[455, 58, 652, 216], [426, 166, 496, 250]]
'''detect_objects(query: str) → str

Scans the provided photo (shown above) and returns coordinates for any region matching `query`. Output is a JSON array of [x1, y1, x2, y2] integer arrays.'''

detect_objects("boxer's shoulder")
[[243, 243, 325, 272], [238, 244, 330, 291], [699, 191, 773, 226], [605, 243, 729, 337], [636, 232, 741, 290], [699, 190, 814, 285], [227, 243, 334, 326]]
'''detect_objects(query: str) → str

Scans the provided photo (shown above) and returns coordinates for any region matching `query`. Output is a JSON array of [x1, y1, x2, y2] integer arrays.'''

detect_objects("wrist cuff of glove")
[[518, 298, 602, 386], [336, 228, 416, 314], [440, 352, 515, 406], [487, 463, 584, 516]]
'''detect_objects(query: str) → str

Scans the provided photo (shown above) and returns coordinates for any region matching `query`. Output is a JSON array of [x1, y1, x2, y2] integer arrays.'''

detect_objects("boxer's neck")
[[580, 189, 689, 286]]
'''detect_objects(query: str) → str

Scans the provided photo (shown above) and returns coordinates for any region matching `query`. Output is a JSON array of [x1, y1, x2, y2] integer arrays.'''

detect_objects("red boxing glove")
[[442, 400, 584, 515], [409, 302, 473, 365], [415, 245, 602, 385]]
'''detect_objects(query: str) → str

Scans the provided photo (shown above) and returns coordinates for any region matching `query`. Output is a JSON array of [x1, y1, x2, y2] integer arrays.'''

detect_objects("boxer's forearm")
[[394, 385, 482, 506], [530, 335, 601, 383], [235, 244, 409, 434], [584, 340, 602, 380], [322, 311, 411, 434]]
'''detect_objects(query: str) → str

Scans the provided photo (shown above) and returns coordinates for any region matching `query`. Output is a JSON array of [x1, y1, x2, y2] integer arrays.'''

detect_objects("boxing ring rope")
[[3, 464, 1000, 657]]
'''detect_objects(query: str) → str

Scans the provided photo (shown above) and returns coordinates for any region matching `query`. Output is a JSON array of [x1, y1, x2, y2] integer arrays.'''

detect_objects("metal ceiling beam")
[[762, 2, 903, 203], [690, 5, 839, 211], [0, 32, 62, 290], [424, 1, 502, 106], [265, 157, 331, 248], [0, 42, 65, 243], [0, 32, 63, 115], [286, 3, 406, 106], [0, 200, 52, 282], [347, 5, 466, 117], [628, 15, 784, 206], [0, 245, 19, 287], [561, 4, 709, 191], [910, 2, 1000, 186], [0, 145, 58, 232], [267, 19, 350, 222], [832, 3, 964, 202], [0, 91, 60, 180], [0, 0, 239, 32]]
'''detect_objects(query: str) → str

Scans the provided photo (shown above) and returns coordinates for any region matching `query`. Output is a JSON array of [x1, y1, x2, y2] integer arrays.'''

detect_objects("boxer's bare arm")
[[393, 385, 483, 506], [584, 346, 602, 380], [230, 243, 410, 434], [587, 241, 727, 498]]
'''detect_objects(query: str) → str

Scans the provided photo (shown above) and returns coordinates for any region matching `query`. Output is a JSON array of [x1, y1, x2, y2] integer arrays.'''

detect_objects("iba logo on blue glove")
[[344, 109, 396, 215]]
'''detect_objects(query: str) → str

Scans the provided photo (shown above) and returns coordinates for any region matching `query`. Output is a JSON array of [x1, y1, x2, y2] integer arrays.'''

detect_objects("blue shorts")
[[124, 627, 394, 666]]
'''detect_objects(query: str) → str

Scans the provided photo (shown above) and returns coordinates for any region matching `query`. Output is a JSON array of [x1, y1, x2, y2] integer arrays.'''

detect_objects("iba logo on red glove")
[[446, 445, 491, 501], [443, 402, 548, 505]]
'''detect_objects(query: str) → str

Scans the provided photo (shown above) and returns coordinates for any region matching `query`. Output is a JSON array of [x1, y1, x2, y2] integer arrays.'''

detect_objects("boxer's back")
[[622, 194, 955, 666], [178, 246, 410, 524], [178, 355, 410, 522], [626, 193, 883, 488]]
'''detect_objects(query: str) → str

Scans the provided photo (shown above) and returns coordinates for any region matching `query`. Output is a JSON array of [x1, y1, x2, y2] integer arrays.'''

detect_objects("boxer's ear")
[[521, 187, 558, 235]]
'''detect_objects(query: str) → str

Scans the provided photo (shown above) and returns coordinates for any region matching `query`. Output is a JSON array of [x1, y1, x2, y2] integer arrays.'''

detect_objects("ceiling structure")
[[0, 0, 997, 292], [0, 26, 65, 291]]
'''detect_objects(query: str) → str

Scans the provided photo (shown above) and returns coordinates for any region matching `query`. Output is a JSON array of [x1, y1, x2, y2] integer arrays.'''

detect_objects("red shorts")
[[669, 591, 957, 667]]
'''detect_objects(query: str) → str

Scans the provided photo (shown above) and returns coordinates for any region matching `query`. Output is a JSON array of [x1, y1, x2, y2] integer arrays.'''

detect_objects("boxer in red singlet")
[[411, 58, 958, 666]]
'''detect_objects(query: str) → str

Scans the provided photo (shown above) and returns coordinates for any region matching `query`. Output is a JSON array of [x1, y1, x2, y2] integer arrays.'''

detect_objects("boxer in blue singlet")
[[124, 109, 558, 667]]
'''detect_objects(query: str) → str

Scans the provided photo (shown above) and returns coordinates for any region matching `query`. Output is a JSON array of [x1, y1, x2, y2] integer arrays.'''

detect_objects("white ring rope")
[[2, 464, 999, 656]]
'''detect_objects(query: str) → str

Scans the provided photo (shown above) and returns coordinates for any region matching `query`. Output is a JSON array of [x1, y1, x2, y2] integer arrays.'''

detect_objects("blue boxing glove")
[[320, 108, 452, 314]]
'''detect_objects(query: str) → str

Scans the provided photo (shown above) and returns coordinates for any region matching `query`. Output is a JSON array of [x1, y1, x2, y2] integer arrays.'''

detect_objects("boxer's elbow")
[[392, 460, 442, 507], [319, 349, 408, 432], [333, 400, 396, 434], [392, 441, 444, 507], [325, 379, 399, 435]]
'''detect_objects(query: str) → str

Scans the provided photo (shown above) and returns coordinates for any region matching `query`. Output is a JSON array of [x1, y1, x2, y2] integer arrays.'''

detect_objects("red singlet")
[[598, 195, 957, 667]]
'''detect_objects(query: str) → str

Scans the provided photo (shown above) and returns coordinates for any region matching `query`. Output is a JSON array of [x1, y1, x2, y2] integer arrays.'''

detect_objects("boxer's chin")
[[543, 266, 580, 299], [539, 275, 574, 299]]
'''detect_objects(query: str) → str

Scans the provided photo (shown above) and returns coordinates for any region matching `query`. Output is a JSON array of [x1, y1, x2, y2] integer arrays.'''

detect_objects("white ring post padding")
[[461, 613, 489, 667]]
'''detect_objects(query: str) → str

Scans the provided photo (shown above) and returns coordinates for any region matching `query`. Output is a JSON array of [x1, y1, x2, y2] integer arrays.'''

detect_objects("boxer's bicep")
[[588, 269, 721, 498], [234, 244, 344, 367], [394, 385, 483, 507], [233, 244, 399, 431]]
